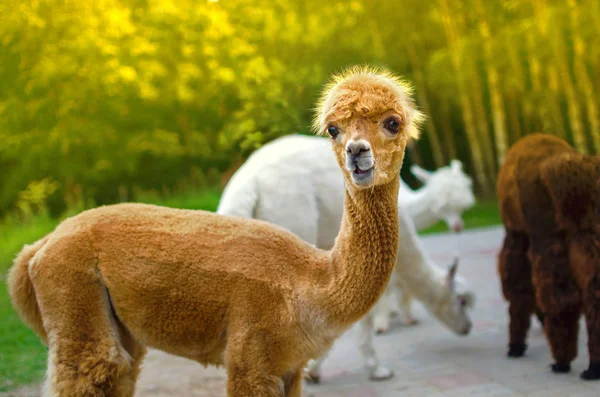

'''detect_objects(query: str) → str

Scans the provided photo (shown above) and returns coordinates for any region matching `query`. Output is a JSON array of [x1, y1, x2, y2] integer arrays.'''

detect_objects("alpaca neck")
[[323, 177, 400, 325], [394, 208, 447, 308], [401, 185, 440, 230]]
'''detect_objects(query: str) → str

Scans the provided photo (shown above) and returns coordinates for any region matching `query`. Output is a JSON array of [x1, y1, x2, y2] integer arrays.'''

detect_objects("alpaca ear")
[[410, 164, 432, 182], [450, 159, 463, 172], [446, 256, 459, 288]]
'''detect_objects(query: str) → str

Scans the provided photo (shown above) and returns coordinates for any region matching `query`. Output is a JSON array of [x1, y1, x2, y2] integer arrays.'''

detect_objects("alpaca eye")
[[459, 298, 467, 306], [384, 118, 400, 133], [327, 125, 339, 138]]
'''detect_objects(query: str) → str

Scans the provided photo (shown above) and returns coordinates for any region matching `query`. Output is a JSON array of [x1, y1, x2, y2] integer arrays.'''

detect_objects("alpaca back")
[[218, 134, 345, 248]]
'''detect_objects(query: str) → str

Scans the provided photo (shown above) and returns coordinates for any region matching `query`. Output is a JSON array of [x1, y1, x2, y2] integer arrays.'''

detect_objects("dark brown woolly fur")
[[497, 133, 600, 380]]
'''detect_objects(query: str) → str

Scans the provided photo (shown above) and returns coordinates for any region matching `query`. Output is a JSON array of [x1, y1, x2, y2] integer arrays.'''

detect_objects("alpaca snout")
[[345, 140, 374, 172], [347, 154, 374, 172], [346, 150, 375, 186], [459, 321, 472, 335], [346, 139, 371, 156], [452, 222, 464, 233]]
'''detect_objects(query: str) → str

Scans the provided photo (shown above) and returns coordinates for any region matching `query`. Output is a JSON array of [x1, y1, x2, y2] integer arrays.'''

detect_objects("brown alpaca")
[[7, 66, 423, 396], [497, 133, 600, 380]]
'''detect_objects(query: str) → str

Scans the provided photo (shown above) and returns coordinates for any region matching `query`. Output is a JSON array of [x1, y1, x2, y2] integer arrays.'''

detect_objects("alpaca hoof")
[[403, 317, 419, 326], [374, 317, 390, 334], [304, 361, 321, 385], [369, 365, 394, 381], [507, 343, 527, 358], [375, 327, 389, 334], [580, 362, 600, 380], [535, 311, 545, 325], [305, 373, 321, 384], [551, 363, 571, 373]]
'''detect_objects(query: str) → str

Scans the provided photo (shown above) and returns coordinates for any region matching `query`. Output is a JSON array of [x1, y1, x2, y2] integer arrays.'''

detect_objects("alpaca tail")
[[7, 235, 50, 344], [216, 161, 259, 219]]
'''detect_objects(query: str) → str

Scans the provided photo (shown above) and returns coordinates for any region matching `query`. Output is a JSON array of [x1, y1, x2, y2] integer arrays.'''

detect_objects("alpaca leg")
[[373, 288, 392, 334], [387, 287, 400, 317], [111, 321, 148, 396], [305, 355, 326, 384], [358, 313, 393, 381], [400, 291, 418, 325], [226, 332, 287, 397], [227, 367, 284, 397], [544, 309, 580, 373], [36, 273, 132, 396], [529, 235, 581, 373], [535, 308, 545, 326], [581, 273, 600, 380], [498, 229, 535, 357], [227, 360, 284, 396], [283, 367, 304, 397]]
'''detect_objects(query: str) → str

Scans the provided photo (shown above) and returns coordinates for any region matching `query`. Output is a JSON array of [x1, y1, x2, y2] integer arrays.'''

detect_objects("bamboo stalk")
[[547, 65, 567, 140], [406, 42, 445, 167], [569, 0, 600, 153], [438, 0, 491, 195], [505, 33, 523, 143], [532, 0, 587, 153], [474, 0, 508, 166], [439, 99, 457, 160]]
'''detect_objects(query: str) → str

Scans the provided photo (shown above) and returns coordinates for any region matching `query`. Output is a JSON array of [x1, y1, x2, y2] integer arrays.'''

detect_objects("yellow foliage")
[[119, 66, 138, 82], [1, 0, 598, 214], [16, 179, 60, 218]]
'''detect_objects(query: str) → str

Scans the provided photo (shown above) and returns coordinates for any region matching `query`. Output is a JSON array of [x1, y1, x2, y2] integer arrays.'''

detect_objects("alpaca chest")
[[293, 298, 346, 359]]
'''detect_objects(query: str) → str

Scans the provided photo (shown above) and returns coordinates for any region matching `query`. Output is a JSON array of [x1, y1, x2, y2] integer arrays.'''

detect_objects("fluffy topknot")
[[312, 65, 424, 141]]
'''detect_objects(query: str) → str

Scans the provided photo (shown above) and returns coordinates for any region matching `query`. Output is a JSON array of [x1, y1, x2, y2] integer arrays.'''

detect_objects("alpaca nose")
[[346, 140, 371, 156]]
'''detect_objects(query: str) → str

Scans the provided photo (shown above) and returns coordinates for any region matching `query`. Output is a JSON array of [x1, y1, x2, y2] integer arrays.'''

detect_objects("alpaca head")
[[313, 66, 423, 189], [410, 160, 476, 232], [430, 257, 475, 335]]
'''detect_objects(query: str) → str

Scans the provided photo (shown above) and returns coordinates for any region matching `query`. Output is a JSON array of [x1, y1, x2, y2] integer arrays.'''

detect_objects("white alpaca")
[[386, 159, 476, 328], [217, 134, 476, 382], [400, 160, 476, 232]]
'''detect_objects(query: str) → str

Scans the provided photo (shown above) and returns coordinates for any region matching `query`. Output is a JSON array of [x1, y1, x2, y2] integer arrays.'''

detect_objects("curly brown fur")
[[497, 133, 600, 380], [7, 67, 423, 396], [497, 230, 535, 357]]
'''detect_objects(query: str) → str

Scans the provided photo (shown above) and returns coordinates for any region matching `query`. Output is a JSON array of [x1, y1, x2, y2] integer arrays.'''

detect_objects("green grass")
[[0, 191, 499, 391], [0, 215, 58, 391], [419, 199, 501, 235], [136, 187, 222, 212]]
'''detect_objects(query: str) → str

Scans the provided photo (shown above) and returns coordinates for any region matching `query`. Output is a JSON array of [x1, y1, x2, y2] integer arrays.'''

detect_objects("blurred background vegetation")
[[2, 0, 600, 221], [0, 0, 599, 390]]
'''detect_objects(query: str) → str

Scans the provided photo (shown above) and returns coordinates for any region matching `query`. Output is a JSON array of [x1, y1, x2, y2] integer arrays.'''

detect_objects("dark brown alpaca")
[[497, 133, 600, 380]]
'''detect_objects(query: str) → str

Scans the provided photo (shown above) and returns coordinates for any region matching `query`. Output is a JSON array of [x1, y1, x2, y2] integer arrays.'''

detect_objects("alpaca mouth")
[[351, 166, 374, 185]]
